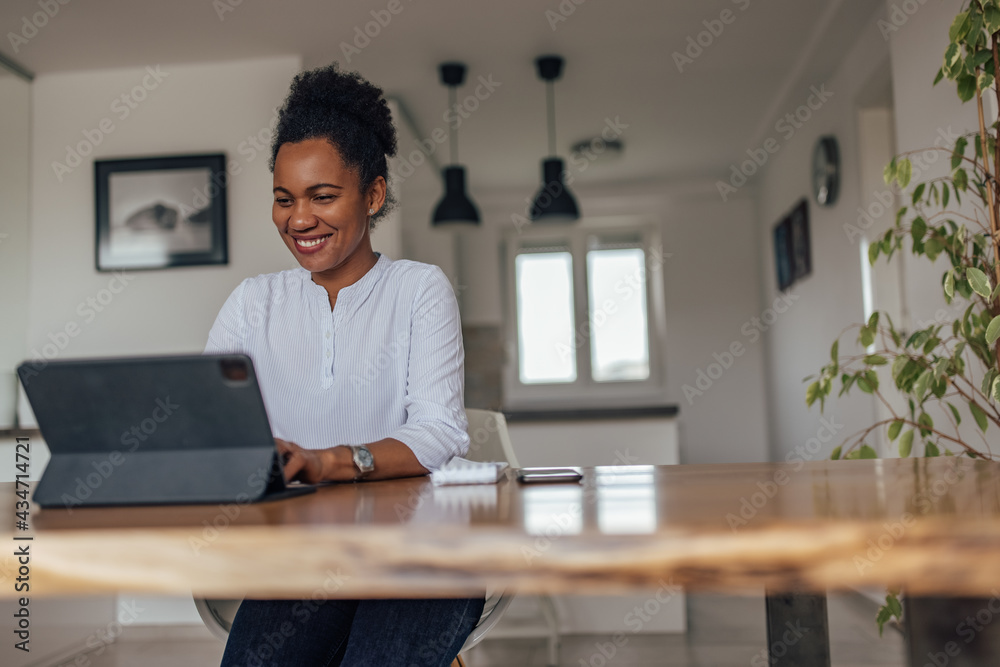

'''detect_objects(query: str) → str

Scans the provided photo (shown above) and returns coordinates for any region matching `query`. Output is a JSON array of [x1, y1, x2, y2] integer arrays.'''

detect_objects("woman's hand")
[[276, 437, 429, 484], [275, 438, 348, 484]]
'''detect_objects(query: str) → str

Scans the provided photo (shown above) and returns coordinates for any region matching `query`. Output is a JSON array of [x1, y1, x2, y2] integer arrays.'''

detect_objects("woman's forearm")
[[321, 438, 430, 482]]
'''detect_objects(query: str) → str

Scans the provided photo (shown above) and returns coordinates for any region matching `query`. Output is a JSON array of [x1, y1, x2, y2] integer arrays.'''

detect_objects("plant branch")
[[843, 416, 981, 457]]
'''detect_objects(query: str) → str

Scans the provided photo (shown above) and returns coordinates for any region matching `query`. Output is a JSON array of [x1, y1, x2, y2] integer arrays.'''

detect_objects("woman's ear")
[[367, 176, 387, 215]]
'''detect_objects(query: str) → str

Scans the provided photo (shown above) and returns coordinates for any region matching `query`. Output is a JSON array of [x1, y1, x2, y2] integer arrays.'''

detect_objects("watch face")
[[812, 136, 840, 207], [357, 448, 374, 467]]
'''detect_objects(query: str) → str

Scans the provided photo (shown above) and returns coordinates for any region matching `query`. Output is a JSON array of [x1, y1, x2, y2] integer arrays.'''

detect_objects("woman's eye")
[[275, 198, 292, 206], [314, 194, 335, 202]]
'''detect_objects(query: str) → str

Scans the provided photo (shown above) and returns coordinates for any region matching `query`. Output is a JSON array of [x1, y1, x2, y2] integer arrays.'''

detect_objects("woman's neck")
[[311, 246, 379, 309]]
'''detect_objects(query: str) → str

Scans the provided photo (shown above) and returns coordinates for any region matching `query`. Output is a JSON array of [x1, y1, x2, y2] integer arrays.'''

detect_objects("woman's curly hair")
[[270, 63, 398, 229]]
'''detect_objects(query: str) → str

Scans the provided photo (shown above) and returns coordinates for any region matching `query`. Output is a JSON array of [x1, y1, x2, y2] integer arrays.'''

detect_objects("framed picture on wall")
[[773, 216, 793, 291], [94, 153, 228, 272], [788, 198, 812, 281]]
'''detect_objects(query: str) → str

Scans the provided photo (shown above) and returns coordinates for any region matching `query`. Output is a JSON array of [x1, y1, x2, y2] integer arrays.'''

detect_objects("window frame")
[[502, 218, 668, 409]]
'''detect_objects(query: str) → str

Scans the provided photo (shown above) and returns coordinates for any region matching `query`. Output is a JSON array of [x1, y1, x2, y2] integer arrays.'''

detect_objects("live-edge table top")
[[2, 458, 1000, 599]]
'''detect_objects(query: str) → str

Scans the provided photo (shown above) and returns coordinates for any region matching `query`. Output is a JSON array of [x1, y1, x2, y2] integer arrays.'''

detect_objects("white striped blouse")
[[203, 253, 469, 471]]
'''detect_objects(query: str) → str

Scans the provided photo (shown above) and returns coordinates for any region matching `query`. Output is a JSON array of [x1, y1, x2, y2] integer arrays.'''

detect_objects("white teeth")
[[296, 236, 329, 248]]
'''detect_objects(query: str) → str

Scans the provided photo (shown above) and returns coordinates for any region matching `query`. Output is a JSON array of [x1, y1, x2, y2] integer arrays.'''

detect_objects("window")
[[504, 222, 666, 406]]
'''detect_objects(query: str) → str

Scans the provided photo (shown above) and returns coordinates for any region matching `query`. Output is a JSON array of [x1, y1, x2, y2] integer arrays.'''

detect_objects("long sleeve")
[[204, 280, 248, 355], [388, 267, 469, 471]]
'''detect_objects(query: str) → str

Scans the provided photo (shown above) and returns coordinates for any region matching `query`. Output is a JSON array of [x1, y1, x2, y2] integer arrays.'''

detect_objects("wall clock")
[[812, 135, 840, 207]]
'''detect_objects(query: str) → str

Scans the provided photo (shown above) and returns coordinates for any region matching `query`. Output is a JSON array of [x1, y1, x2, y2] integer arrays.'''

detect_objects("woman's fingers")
[[282, 452, 304, 482], [274, 439, 328, 484], [276, 439, 304, 481]]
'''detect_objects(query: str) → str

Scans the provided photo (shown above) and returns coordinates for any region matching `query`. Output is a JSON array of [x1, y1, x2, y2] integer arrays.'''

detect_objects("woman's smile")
[[292, 233, 333, 253]]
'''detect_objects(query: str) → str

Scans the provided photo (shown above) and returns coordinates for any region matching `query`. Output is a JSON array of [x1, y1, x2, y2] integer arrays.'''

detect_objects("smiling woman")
[[204, 63, 484, 667]]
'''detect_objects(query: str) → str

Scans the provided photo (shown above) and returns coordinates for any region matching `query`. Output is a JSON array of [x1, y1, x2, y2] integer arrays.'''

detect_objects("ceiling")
[[0, 0, 886, 191]]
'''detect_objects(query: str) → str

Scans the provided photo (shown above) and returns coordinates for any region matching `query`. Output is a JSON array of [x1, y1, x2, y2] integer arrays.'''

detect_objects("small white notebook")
[[430, 457, 508, 486]]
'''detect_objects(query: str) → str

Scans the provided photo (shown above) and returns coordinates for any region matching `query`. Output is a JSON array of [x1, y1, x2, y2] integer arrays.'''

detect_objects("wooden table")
[[4, 457, 1000, 665]]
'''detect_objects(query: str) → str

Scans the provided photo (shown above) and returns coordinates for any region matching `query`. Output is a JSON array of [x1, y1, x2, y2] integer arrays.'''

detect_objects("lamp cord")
[[546, 80, 556, 157], [448, 86, 458, 166]]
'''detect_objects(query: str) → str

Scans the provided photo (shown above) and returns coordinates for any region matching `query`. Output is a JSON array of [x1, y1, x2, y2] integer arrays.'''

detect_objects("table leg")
[[904, 595, 1000, 667], [764, 590, 831, 666]]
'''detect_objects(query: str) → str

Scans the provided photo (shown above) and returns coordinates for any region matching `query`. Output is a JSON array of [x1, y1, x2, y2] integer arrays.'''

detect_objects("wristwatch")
[[348, 445, 375, 480]]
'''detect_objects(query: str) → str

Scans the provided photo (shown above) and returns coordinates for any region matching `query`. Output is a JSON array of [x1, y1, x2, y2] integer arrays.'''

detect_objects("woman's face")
[[271, 137, 384, 274]]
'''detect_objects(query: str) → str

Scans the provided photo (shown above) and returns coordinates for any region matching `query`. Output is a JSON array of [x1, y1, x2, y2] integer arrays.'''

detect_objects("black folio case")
[[17, 354, 315, 508]]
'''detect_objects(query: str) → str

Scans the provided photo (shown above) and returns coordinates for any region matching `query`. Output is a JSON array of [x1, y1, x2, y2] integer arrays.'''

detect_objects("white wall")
[[755, 8, 892, 464], [400, 180, 770, 466], [0, 72, 31, 427], [25, 56, 302, 371]]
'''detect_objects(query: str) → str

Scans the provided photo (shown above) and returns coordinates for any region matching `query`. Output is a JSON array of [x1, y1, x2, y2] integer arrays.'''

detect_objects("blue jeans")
[[220, 596, 485, 667]]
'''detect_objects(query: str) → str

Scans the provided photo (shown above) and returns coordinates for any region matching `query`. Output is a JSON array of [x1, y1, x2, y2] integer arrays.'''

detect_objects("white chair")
[[460, 409, 560, 666], [195, 409, 560, 666]]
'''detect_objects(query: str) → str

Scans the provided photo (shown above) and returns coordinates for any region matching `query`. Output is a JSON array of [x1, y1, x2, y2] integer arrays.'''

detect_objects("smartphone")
[[515, 467, 584, 484]]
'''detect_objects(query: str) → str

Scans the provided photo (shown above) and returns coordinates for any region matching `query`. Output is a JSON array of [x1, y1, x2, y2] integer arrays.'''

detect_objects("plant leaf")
[[806, 381, 820, 407], [892, 354, 909, 381], [945, 271, 956, 301], [958, 73, 978, 102], [947, 402, 962, 425], [888, 420, 903, 441], [866, 370, 880, 391], [925, 441, 941, 457], [987, 315, 1000, 345], [918, 412, 934, 437], [967, 267, 992, 297], [883, 158, 897, 185], [897, 158, 913, 188], [952, 135, 968, 169], [859, 444, 878, 459], [899, 429, 914, 457], [987, 5, 1000, 34], [970, 401, 989, 432], [899, 428, 913, 459], [914, 368, 934, 399], [953, 168, 969, 191], [970, 47, 995, 69], [991, 281, 1000, 302], [830, 445, 842, 460], [865, 354, 888, 366], [950, 10, 972, 42], [944, 41, 965, 77]]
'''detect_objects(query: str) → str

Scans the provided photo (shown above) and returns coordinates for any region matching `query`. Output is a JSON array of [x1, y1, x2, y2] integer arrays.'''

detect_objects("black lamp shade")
[[432, 166, 480, 226], [530, 158, 579, 222]]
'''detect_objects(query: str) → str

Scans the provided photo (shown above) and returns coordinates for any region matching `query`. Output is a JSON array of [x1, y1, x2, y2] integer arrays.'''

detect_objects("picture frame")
[[773, 198, 810, 291], [788, 198, 812, 281], [773, 216, 793, 292], [95, 153, 228, 272]]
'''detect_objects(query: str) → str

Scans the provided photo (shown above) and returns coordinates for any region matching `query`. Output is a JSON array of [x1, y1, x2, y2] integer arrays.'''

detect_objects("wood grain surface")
[[2, 458, 999, 599]]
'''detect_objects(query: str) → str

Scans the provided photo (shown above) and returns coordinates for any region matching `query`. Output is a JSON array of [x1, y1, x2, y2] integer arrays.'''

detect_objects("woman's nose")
[[288, 201, 315, 230]]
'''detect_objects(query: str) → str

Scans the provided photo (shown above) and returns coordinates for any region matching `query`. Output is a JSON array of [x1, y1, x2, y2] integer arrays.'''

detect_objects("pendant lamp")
[[530, 55, 580, 222], [432, 62, 480, 227]]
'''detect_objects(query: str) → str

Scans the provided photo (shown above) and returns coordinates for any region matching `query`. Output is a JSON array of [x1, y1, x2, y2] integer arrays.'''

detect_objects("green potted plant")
[[807, 0, 1000, 633]]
